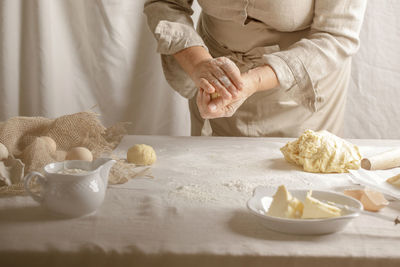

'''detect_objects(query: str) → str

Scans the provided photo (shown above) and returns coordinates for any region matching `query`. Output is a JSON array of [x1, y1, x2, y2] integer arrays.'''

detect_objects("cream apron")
[[189, 13, 351, 137]]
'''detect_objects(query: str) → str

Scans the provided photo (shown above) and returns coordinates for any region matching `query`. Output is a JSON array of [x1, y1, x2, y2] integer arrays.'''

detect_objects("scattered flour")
[[166, 174, 318, 207], [125, 139, 346, 207], [167, 179, 273, 207], [222, 180, 262, 193], [173, 184, 218, 203]]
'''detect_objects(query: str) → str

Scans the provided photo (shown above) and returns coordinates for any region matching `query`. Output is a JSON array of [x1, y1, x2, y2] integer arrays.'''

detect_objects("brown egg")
[[343, 189, 363, 201], [344, 188, 389, 212], [360, 189, 389, 212], [66, 147, 93, 161], [0, 142, 9, 160], [40, 136, 57, 152]]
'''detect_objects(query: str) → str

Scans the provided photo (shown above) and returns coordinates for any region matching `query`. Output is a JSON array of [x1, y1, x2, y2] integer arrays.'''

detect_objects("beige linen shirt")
[[144, 0, 367, 137]]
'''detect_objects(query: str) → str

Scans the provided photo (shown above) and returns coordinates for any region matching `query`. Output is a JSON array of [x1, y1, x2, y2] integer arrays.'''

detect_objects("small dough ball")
[[127, 144, 156, 165], [40, 136, 57, 152], [211, 92, 220, 99], [0, 142, 9, 160], [66, 147, 93, 161]]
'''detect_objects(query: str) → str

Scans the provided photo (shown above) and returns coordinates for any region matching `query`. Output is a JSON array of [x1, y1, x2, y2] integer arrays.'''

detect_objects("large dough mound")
[[280, 130, 361, 173]]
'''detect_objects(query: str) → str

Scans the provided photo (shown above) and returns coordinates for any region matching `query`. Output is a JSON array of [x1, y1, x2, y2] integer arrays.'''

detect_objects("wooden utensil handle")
[[361, 148, 400, 170]]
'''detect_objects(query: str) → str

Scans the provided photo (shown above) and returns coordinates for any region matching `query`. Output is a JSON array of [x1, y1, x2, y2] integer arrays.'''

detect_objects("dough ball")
[[66, 147, 93, 161], [280, 129, 361, 173], [40, 136, 57, 152], [211, 92, 220, 99], [127, 144, 156, 165], [0, 142, 9, 160]]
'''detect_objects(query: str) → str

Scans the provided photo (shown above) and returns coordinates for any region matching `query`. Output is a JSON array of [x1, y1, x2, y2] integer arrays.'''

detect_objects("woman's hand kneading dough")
[[197, 65, 278, 119], [173, 46, 244, 105]]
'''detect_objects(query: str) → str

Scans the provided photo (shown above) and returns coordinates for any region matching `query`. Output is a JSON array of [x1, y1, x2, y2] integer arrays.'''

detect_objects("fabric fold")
[[154, 20, 206, 55], [261, 53, 317, 112]]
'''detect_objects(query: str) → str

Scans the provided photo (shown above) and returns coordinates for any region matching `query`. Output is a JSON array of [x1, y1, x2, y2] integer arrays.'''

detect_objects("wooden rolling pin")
[[361, 148, 400, 170]]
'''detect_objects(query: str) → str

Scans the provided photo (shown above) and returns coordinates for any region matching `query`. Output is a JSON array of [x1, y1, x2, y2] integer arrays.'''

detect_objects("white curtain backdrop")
[[0, 0, 191, 136], [0, 0, 399, 139], [344, 0, 400, 139]]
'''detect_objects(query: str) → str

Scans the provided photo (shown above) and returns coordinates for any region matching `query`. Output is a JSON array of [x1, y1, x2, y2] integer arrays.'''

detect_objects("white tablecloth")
[[1, 136, 400, 267]]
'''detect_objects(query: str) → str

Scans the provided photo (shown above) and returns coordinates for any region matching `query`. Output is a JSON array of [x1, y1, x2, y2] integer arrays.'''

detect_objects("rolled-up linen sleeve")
[[144, 0, 206, 99], [261, 0, 367, 111]]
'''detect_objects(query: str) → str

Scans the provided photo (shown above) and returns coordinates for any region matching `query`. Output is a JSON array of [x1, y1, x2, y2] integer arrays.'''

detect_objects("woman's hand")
[[196, 71, 257, 119], [173, 46, 244, 101], [196, 88, 247, 119], [190, 57, 244, 100], [197, 65, 279, 119]]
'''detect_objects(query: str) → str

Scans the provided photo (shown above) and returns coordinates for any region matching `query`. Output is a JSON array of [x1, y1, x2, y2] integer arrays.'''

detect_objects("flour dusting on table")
[[115, 136, 354, 207]]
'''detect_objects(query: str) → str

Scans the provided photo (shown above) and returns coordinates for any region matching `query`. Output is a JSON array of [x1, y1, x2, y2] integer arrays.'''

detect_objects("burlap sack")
[[0, 158, 24, 186], [0, 111, 150, 196]]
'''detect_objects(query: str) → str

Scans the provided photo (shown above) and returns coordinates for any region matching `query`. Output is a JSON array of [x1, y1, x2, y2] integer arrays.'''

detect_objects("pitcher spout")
[[93, 158, 116, 186]]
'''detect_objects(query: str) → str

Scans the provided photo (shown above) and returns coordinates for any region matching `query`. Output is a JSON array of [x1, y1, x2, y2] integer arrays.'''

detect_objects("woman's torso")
[[190, 0, 350, 137], [198, 0, 315, 53]]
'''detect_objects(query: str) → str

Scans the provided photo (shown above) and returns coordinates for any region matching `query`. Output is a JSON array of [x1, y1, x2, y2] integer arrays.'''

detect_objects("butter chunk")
[[301, 191, 341, 219], [267, 185, 304, 219]]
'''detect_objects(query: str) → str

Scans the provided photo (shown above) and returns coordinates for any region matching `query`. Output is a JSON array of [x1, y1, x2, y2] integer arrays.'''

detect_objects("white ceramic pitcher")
[[24, 158, 116, 217]]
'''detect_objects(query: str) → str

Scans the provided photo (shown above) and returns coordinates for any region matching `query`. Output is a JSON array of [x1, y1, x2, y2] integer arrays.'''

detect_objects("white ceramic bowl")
[[247, 186, 363, 235]]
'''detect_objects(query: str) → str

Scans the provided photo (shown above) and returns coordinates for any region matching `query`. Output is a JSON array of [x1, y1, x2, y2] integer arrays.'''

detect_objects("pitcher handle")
[[24, 171, 46, 203]]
